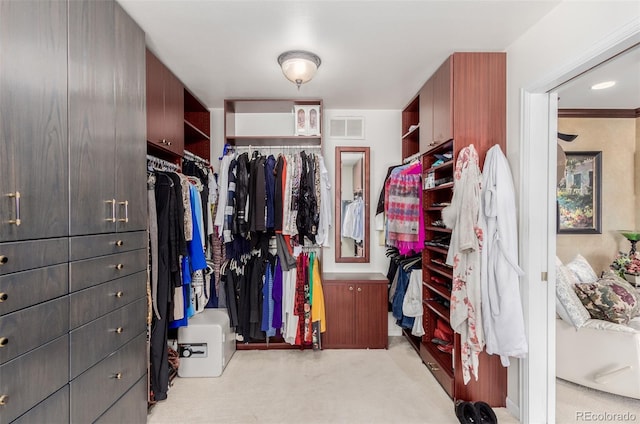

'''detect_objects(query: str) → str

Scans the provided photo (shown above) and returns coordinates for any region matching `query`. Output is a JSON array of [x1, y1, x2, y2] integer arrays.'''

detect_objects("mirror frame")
[[335, 146, 370, 263]]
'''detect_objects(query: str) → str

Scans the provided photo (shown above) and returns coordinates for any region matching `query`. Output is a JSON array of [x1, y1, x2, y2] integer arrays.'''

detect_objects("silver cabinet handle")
[[357, 287, 362, 292], [0, 293, 7, 302], [114, 327, 124, 334], [114, 291, 124, 298], [115, 240, 124, 247], [112, 372, 123, 380], [118, 200, 129, 223], [426, 362, 440, 371], [0, 337, 8, 347], [0, 256, 7, 266], [115, 263, 124, 270], [348, 286, 354, 291], [7, 192, 21, 226], [105, 199, 116, 222], [0, 394, 8, 406]]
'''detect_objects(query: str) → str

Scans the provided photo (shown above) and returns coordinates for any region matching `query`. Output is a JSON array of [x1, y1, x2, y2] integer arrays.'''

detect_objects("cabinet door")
[[145, 50, 165, 148], [433, 57, 452, 144], [114, 4, 147, 232], [419, 77, 434, 152], [354, 282, 388, 348], [68, 0, 116, 236], [0, 0, 68, 242], [322, 281, 355, 348], [163, 68, 185, 155]]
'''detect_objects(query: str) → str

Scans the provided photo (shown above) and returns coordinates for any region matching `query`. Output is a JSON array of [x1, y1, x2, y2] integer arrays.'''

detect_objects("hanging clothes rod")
[[183, 149, 210, 165], [233, 144, 323, 150], [146, 154, 179, 171], [403, 151, 422, 164]]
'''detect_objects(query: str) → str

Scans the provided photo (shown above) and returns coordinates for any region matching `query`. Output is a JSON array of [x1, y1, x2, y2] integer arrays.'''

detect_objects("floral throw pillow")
[[573, 277, 640, 325]]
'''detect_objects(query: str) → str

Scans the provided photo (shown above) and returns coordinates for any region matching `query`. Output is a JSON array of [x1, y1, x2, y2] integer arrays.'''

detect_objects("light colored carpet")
[[147, 336, 517, 424]]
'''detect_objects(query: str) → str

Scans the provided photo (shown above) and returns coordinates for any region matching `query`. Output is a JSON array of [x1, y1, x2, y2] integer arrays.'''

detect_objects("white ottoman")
[[177, 309, 235, 377]]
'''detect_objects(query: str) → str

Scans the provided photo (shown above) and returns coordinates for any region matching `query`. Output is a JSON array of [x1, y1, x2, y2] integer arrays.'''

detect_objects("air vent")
[[329, 117, 365, 139]]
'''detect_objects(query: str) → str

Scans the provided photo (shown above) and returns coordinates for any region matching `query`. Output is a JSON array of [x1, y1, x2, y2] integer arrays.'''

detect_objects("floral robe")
[[442, 144, 485, 384]]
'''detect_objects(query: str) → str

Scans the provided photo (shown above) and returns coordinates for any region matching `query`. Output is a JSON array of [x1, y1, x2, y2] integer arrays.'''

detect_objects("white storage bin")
[[177, 309, 235, 377]]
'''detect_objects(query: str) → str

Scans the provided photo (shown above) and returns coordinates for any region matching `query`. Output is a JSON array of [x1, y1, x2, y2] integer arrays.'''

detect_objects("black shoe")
[[474, 401, 498, 424], [455, 400, 481, 424]]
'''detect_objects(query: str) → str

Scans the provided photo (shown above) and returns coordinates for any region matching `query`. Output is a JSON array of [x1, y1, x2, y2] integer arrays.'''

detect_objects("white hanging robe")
[[442, 144, 485, 384], [480, 145, 527, 366]]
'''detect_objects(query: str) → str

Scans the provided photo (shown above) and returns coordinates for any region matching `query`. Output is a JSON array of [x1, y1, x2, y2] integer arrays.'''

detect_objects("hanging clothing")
[[214, 155, 233, 237], [341, 197, 365, 242], [442, 144, 485, 385], [385, 161, 424, 255], [402, 269, 425, 337], [481, 145, 527, 365], [316, 156, 332, 246], [310, 255, 326, 333]]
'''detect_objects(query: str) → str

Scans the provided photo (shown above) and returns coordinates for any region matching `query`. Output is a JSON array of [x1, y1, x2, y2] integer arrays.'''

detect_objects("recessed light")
[[591, 81, 616, 90]]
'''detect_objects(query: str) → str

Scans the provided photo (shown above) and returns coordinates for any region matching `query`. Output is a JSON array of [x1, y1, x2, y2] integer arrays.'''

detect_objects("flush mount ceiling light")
[[591, 80, 616, 90], [277, 50, 321, 89]]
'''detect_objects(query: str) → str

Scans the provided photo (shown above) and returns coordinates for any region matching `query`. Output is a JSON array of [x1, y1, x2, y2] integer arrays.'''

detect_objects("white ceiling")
[[118, 0, 564, 110], [556, 45, 640, 109]]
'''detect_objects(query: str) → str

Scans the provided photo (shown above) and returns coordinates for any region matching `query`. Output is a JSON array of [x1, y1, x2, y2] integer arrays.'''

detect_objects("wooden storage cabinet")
[[0, 0, 69, 243], [321, 273, 388, 349], [146, 49, 185, 156], [401, 96, 420, 160], [0, 1, 148, 421], [413, 53, 507, 406]]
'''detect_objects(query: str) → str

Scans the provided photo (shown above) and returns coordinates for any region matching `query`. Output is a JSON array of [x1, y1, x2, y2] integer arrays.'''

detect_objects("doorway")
[[518, 31, 639, 424]]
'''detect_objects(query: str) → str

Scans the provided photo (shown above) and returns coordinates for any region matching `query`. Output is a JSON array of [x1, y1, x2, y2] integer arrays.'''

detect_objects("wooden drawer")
[[0, 335, 69, 423], [0, 296, 68, 365], [0, 238, 68, 276], [69, 231, 147, 261], [0, 263, 68, 316], [419, 342, 454, 398], [70, 333, 147, 424], [94, 374, 147, 424], [69, 270, 146, 329], [12, 385, 69, 424], [69, 248, 146, 293], [69, 297, 146, 379]]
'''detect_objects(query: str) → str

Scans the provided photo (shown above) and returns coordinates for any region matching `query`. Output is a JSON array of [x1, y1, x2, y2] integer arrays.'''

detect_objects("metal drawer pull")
[[113, 372, 123, 380], [115, 240, 124, 247], [0, 256, 7, 265], [7, 192, 21, 226], [118, 200, 129, 223], [0, 395, 8, 406], [115, 291, 124, 298], [348, 286, 354, 291], [0, 337, 8, 347], [0, 293, 7, 302], [105, 199, 116, 222], [115, 327, 124, 334], [357, 287, 362, 292], [426, 362, 440, 372], [115, 263, 124, 270]]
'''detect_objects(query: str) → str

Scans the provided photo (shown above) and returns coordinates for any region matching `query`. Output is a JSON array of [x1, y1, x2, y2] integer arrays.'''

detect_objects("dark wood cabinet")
[[321, 273, 388, 349], [418, 52, 507, 407], [0, 0, 69, 243], [418, 77, 434, 153], [1, 1, 148, 422], [432, 57, 453, 145], [146, 49, 185, 155], [184, 89, 211, 161], [401, 96, 420, 160]]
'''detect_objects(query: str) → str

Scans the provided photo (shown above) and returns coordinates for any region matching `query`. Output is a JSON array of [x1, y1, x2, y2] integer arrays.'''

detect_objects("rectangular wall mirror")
[[335, 146, 370, 263]]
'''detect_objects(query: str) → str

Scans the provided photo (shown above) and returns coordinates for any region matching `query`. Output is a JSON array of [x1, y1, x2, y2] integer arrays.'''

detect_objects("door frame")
[[518, 21, 640, 424]]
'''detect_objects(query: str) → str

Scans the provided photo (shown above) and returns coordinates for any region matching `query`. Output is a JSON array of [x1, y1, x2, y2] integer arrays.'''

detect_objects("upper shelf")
[[224, 98, 323, 146]]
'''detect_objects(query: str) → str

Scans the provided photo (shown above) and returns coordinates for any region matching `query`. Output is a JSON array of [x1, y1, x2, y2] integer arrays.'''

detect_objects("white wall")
[[505, 1, 640, 420], [209, 107, 402, 275]]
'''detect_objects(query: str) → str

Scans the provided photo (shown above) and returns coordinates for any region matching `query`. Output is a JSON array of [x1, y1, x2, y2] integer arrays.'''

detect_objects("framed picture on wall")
[[294, 105, 307, 136], [557, 151, 602, 234]]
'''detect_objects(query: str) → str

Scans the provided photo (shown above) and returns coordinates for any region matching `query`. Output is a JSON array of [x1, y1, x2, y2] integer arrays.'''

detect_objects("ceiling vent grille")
[[329, 117, 365, 139]]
